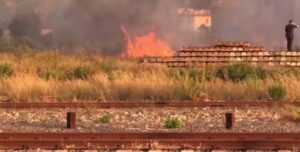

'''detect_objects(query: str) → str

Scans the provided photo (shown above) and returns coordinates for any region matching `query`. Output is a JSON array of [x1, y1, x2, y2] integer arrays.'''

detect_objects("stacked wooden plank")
[[142, 41, 300, 67]]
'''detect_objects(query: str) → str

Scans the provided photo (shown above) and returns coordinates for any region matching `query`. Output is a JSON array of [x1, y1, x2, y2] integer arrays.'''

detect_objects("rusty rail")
[[0, 101, 299, 109], [0, 132, 299, 150]]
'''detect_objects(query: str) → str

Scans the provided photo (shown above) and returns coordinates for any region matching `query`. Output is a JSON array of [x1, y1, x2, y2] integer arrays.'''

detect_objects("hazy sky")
[[1, 0, 300, 50]]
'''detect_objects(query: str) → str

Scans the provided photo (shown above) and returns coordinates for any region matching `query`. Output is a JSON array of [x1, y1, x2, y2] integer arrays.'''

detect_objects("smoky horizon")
[[0, 0, 299, 53]]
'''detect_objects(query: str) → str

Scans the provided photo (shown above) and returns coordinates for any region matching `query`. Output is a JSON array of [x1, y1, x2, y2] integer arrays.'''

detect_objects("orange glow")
[[121, 26, 174, 57]]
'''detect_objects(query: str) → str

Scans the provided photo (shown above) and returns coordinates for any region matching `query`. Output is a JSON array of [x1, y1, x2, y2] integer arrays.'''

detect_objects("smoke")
[[4, 0, 187, 52], [53, 0, 188, 53], [1, 0, 300, 52], [212, 0, 299, 49]]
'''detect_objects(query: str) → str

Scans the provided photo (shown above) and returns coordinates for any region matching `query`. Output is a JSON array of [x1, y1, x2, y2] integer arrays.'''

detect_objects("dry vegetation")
[[0, 48, 300, 102]]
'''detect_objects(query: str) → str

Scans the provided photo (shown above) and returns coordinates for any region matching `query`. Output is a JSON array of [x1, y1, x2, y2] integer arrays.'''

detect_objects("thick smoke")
[[53, 0, 189, 53], [1, 0, 300, 52], [1, 0, 207, 52]]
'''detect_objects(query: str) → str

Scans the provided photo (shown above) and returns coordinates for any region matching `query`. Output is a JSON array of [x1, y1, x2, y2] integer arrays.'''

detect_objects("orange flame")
[[121, 26, 174, 57]]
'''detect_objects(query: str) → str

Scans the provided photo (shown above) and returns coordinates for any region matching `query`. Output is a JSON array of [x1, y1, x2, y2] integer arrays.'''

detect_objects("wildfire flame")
[[121, 26, 174, 57]]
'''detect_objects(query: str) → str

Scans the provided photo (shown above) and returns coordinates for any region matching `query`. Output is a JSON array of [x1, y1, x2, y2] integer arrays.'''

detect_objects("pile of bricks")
[[142, 41, 300, 67]]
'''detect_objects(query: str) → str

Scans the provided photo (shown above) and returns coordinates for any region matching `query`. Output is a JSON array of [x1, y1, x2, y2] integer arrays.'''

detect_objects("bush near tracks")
[[0, 63, 13, 78], [167, 68, 207, 100], [164, 117, 182, 129], [99, 59, 119, 73], [40, 65, 95, 80], [42, 69, 67, 80], [72, 65, 93, 80], [268, 85, 286, 101], [216, 63, 267, 82], [99, 114, 112, 124]]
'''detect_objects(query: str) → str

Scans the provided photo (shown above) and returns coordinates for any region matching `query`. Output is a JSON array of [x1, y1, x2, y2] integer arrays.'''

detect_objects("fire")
[[121, 26, 174, 57]]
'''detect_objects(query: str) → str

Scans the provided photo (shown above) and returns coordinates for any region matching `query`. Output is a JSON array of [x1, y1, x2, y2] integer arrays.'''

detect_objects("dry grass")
[[0, 51, 299, 102]]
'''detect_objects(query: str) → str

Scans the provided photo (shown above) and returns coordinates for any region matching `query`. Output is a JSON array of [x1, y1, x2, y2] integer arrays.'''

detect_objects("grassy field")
[[0, 49, 299, 102]]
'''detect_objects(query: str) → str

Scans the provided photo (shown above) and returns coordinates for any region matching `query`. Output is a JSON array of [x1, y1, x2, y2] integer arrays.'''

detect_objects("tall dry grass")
[[0, 51, 299, 102]]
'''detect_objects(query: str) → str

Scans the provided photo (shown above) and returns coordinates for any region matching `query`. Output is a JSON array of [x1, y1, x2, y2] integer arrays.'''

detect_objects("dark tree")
[[0, 28, 3, 37], [9, 13, 41, 38]]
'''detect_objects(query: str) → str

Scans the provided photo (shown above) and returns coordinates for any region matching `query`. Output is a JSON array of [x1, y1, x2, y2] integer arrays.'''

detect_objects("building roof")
[[177, 8, 211, 16]]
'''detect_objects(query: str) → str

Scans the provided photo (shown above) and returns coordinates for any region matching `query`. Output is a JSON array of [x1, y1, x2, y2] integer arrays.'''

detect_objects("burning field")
[[2, 1, 300, 151], [1, 0, 300, 103]]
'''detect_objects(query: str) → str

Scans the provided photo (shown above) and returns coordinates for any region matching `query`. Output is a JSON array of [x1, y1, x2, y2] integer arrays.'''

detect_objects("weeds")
[[99, 59, 118, 73], [268, 85, 286, 101], [164, 117, 182, 129], [0, 51, 299, 102], [99, 114, 112, 124], [43, 69, 67, 80], [216, 63, 267, 82], [0, 63, 13, 78], [72, 65, 93, 79], [254, 66, 267, 80]]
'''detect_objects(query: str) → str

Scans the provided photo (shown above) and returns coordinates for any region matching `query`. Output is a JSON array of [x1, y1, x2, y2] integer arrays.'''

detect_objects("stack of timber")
[[142, 41, 300, 67]]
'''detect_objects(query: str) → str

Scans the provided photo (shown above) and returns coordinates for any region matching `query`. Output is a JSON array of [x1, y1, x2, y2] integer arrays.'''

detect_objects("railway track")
[[0, 132, 299, 150], [0, 101, 299, 109]]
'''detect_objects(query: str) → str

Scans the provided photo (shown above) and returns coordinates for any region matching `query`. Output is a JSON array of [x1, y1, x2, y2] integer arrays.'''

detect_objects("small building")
[[177, 8, 212, 31]]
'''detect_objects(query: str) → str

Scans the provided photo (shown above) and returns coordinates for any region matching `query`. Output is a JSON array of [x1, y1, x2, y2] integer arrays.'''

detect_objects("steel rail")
[[0, 132, 299, 150], [0, 101, 299, 109]]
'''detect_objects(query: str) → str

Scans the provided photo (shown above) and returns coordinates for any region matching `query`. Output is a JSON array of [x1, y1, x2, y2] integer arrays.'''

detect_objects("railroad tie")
[[225, 113, 234, 129], [67, 112, 76, 129]]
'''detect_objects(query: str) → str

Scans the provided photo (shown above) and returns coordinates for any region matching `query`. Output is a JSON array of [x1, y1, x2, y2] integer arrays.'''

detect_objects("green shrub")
[[182, 80, 205, 101], [99, 59, 118, 73], [227, 63, 255, 82], [268, 85, 286, 101], [216, 63, 267, 82], [41, 65, 94, 80], [216, 66, 228, 80], [254, 66, 267, 80], [44, 69, 67, 80], [0, 63, 13, 78], [99, 114, 112, 124], [164, 117, 182, 129], [72, 65, 92, 79]]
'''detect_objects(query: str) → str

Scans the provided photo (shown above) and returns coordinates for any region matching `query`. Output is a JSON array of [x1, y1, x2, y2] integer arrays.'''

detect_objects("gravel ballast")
[[0, 107, 299, 133]]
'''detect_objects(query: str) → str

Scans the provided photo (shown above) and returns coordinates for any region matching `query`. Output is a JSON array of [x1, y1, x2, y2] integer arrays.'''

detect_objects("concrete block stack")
[[142, 41, 300, 67]]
